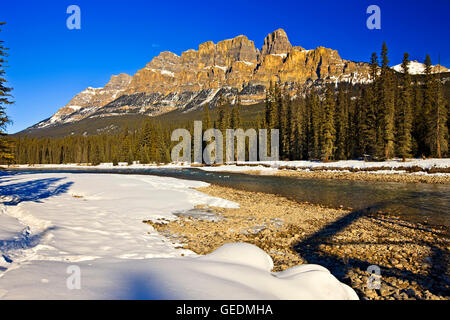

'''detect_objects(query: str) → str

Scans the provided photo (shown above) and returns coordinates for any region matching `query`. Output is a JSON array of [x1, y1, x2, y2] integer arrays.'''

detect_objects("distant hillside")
[[14, 103, 266, 138]]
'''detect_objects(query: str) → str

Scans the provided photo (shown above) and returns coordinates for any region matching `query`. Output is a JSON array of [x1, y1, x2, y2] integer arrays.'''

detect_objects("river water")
[[6, 167, 450, 228]]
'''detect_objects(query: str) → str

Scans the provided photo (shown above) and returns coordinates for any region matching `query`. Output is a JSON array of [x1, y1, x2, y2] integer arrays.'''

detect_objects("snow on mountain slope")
[[392, 60, 449, 74], [33, 74, 132, 129]]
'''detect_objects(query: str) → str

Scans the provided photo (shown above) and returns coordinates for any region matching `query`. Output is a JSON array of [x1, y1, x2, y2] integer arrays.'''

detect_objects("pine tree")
[[347, 93, 360, 158], [397, 53, 413, 160], [91, 141, 101, 165], [289, 101, 300, 159], [428, 68, 448, 157], [380, 42, 395, 159], [267, 82, 280, 129], [274, 83, 283, 130], [359, 86, 377, 157], [423, 54, 434, 156], [369, 51, 385, 158], [0, 22, 13, 164], [230, 95, 241, 129], [282, 90, 292, 159], [307, 90, 321, 159], [294, 92, 307, 159], [119, 125, 130, 162], [139, 120, 153, 163], [203, 103, 212, 129], [412, 80, 425, 156], [320, 85, 336, 162], [424, 54, 432, 74], [217, 93, 230, 132], [264, 82, 272, 127], [334, 86, 348, 160], [370, 52, 379, 81]]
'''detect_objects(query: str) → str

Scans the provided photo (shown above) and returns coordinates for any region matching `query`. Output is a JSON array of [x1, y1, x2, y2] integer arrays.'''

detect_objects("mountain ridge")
[[21, 29, 448, 136]]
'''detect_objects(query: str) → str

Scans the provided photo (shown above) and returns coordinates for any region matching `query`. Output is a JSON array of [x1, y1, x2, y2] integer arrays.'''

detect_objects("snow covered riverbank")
[[0, 172, 357, 299], [7, 158, 450, 174], [196, 158, 450, 174]]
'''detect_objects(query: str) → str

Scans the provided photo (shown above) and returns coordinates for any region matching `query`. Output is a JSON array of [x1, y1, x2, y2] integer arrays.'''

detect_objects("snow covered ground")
[[0, 172, 357, 299], [8, 158, 450, 174], [188, 159, 450, 178], [197, 158, 450, 173]]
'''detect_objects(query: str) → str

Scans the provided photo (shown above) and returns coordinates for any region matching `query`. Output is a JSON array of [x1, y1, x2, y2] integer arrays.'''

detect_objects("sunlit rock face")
[[260, 28, 292, 56], [126, 28, 370, 97], [32, 29, 374, 129]]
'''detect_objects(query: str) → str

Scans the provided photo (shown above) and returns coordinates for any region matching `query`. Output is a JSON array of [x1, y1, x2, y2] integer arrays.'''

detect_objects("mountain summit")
[[261, 29, 292, 56]]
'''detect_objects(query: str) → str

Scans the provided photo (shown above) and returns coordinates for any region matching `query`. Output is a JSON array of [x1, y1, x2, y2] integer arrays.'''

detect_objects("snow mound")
[[0, 243, 359, 300], [107, 243, 358, 300], [123, 243, 359, 300], [192, 243, 357, 300], [199, 242, 274, 271]]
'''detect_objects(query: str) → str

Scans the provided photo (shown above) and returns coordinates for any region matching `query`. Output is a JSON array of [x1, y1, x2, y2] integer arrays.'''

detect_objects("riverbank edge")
[[224, 169, 450, 184], [5, 161, 449, 184]]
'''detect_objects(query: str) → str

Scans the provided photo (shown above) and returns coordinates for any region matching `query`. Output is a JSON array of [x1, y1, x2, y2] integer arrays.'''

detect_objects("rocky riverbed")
[[232, 169, 450, 184], [146, 185, 449, 300]]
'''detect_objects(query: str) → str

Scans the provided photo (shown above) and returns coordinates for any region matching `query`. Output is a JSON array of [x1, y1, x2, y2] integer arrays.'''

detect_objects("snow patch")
[[271, 53, 287, 58], [239, 61, 256, 66], [392, 61, 449, 75], [214, 65, 228, 71], [147, 68, 175, 77]]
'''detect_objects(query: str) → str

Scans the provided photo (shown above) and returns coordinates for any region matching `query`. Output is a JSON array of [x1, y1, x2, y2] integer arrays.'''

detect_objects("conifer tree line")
[[0, 22, 14, 164], [9, 97, 246, 165], [11, 121, 174, 165], [5, 42, 449, 165], [262, 42, 448, 161]]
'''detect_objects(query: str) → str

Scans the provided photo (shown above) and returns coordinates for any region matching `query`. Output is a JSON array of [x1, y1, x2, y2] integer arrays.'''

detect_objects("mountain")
[[36, 73, 132, 128], [392, 60, 449, 75], [23, 28, 438, 137]]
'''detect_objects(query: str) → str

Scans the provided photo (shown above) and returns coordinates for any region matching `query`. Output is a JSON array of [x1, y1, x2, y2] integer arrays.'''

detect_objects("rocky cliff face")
[[260, 29, 292, 56], [32, 29, 379, 130], [124, 29, 370, 98]]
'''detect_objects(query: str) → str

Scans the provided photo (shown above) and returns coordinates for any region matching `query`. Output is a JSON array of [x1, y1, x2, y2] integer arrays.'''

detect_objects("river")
[[6, 167, 450, 228]]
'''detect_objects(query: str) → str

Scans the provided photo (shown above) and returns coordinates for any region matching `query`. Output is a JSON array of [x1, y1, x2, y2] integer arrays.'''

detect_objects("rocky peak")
[[146, 51, 181, 71], [215, 35, 258, 65], [261, 29, 292, 57], [178, 35, 258, 67], [103, 73, 132, 91]]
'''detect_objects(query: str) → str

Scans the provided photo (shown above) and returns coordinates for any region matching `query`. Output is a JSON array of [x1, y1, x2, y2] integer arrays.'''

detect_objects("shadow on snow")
[[0, 175, 73, 206]]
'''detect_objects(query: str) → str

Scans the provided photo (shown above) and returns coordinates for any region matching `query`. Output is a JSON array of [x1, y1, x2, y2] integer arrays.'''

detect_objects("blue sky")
[[2, 0, 449, 133]]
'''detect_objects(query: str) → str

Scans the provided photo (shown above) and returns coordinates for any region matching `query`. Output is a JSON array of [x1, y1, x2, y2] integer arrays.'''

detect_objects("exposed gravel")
[[235, 170, 450, 184], [146, 185, 449, 300]]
